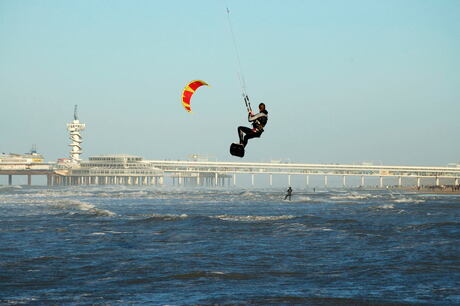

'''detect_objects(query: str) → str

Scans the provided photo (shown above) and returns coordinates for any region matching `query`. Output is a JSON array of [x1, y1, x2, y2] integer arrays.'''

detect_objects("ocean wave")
[[286, 196, 313, 202], [0, 185, 22, 191], [378, 204, 395, 209], [214, 214, 295, 222], [50, 199, 116, 217], [239, 191, 257, 197], [139, 213, 189, 222], [329, 193, 375, 200], [392, 197, 425, 204]]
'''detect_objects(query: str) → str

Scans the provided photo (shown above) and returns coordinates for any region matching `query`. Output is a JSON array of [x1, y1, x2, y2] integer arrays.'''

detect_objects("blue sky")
[[1, 0, 459, 165]]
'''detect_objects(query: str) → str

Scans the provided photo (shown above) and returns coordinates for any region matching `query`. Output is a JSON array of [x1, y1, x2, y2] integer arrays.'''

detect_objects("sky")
[[1, 0, 459, 166]]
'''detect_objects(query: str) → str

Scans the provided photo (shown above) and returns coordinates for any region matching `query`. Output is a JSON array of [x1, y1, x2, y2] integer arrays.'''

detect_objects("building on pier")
[[51, 155, 164, 186]]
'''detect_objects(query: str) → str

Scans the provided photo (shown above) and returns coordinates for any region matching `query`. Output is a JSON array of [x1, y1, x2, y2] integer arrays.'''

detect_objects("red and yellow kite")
[[181, 80, 208, 113]]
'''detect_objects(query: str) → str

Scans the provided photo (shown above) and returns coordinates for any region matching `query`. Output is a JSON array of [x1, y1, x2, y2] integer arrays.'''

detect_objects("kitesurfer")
[[237, 103, 268, 148], [284, 187, 293, 201]]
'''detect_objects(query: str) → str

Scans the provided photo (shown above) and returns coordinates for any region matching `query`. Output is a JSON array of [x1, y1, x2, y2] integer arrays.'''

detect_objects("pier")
[[146, 160, 460, 188], [1, 158, 459, 188]]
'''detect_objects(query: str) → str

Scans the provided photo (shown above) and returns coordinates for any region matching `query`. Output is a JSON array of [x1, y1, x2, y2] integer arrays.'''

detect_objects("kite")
[[181, 80, 208, 112]]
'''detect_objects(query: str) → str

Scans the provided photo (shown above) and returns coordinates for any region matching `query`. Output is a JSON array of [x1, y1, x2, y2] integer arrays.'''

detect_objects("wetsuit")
[[238, 110, 268, 147], [284, 187, 292, 200]]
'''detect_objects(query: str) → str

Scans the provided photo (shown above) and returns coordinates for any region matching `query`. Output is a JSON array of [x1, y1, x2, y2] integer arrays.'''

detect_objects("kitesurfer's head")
[[259, 103, 265, 111]]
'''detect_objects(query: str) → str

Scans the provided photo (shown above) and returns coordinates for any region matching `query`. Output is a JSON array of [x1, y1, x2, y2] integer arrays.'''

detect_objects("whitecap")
[[215, 214, 295, 222], [330, 194, 373, 200], [142, 213, 189, 220], [392, 197, 425, 204], [50, 199, 116, 217], [288, 196, 313, 202]]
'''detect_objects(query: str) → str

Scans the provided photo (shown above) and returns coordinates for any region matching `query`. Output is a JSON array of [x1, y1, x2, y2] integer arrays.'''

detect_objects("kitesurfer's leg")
[[238, 126, 252, 147], [243, 130, 262, 147], [238, 126, 246, 145]]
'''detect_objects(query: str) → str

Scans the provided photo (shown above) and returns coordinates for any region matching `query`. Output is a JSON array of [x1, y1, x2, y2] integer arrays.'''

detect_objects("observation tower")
[[67, 105, 86, 163]]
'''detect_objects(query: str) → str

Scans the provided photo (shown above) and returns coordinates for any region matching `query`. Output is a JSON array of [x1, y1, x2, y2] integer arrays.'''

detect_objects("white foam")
[[392, 197, 425, 204], [240, 191, 256, 197], [143, 213, 189, 220], [215, 214, 295, 222], [288, 196, 313, 202], [330, 194, 374, 200], [51, 199, 116, 217], [0, 185, 22, 190]]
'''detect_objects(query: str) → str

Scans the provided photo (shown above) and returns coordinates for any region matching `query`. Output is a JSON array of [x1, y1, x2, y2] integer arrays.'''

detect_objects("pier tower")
[[67, 105, 86, 163]]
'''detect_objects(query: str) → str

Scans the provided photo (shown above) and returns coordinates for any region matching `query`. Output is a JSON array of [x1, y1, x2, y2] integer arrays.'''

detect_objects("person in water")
[[238, 103, 268, 148], [284, 187, 293, 201]]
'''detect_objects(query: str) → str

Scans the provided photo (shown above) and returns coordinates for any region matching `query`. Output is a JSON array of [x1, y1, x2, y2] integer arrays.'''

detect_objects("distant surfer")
[[238, 103, 268, 148], [284, 187, 293, 201]]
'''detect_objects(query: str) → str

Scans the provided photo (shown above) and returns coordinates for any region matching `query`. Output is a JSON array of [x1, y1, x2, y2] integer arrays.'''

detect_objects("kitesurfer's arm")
[[248, 112, 266, 122]]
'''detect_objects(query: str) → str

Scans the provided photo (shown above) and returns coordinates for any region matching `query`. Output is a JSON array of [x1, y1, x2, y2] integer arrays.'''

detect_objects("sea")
[[0, 185, 459, 305]]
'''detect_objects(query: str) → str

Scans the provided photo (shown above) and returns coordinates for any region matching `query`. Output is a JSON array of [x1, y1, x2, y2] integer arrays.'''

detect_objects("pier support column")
[[288, 175, 291, 186], [342, 175, 346, 187], [8, 175, 12, 186], [417, 177, 421, 188], [361, 176, 365, 187], [47, 175, 52, 186], [233, 174, 236, 186], [215, 173, 218, 186], [435, 177, 440, 186], [306, 175, 309, 187], [251, 174, 255, 186], [379, 177, 383, 188], [455, 178, 459, 186], [324, 176, 328, 187], [27, 175, 32, 186], [269, 174, 273, 186], [398, 176, 402, 187]]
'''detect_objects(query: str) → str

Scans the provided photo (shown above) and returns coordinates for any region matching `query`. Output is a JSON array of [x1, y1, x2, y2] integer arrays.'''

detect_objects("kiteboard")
[[230, 143, 245, 158]]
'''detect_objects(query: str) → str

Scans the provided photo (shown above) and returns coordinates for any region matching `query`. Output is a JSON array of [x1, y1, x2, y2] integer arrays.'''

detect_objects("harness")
[[251, 112, 268, 133]]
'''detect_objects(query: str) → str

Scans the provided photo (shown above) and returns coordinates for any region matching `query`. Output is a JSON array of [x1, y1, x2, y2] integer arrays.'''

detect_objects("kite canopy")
[[181, 80, 208, 112]]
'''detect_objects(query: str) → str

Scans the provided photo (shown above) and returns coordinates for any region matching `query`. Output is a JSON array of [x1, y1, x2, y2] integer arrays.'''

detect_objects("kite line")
[[224, 2, 252, 112]]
